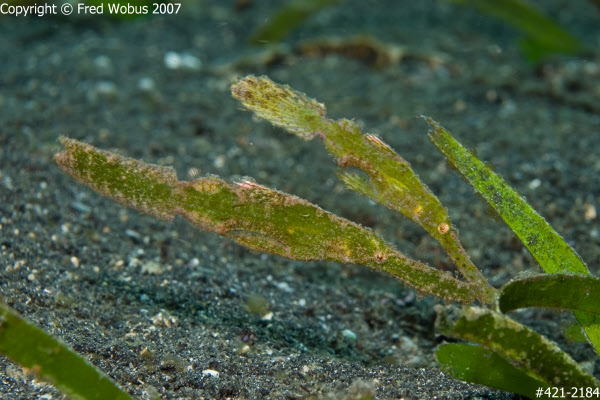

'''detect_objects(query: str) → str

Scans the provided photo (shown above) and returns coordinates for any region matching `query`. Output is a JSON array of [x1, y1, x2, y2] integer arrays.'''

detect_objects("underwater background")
[[1, 0, 599, 398]]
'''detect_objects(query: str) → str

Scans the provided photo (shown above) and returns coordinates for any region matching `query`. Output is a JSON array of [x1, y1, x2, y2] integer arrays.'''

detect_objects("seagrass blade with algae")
[[428, 119, 600, 355]]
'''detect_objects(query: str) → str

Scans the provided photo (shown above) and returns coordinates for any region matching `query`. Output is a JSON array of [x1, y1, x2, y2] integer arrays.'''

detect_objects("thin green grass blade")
[[249, 0, 342, 45], [449, 0, 583, 61], [232, 76, 495, 304], [436, 306, 600, 388], [436, 343, 548, 397], [55, 137, 481, 303], [500, 273, 600, 315], [427, 119, 600, 355], [0, 303, 135, 400]]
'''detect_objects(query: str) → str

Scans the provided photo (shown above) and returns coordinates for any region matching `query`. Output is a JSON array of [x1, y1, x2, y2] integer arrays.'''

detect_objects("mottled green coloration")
[[500, 273, 600, 315], [232, 76, 494, 303], [436, 306, 600, 388], [55, 137, 178, 221], [427, 120, 588, 275], [55, 137, 481, 303], [436, 343, 547, 397], [427, 119, 600, 355], [0, 303, 134, 400], [449, 0, 583, 61], [249, 0, 342, 45]]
